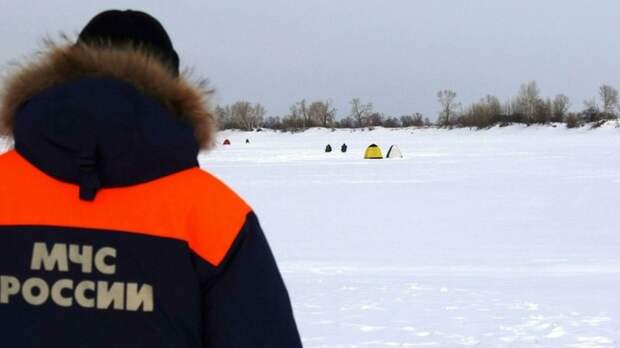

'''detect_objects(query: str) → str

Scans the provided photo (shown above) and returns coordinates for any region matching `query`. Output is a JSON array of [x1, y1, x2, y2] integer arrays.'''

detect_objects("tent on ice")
[[325, 144, 333, 153], [386, 145, 403, 159], [364, 144, 383, 159], [223, 139, 231, 145]]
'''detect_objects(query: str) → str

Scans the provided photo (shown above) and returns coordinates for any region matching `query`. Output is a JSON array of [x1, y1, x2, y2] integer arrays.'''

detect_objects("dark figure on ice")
[[0, 9, 301, 348], [341, 143, 348, 153], [325, 144, 333, 152], [245, 138, 250, 144]]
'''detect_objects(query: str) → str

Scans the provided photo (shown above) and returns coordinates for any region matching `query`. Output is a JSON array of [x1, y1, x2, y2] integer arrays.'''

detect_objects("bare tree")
[[484, 95, 503, 116], [366, 112, 385, 127], [437, 89, 460, 127], [533, 98, 553, 124], [215, 105, 231, 129], [308, 100, 337, 127], [599, 84, 619, 116], [252, 104, 266, 128], [337, 116, 356, 128], [552, 94, 570, 122], [349, 98, 373, 128], [284, 103, 303, 130], [286, 99, 316, 128], [298, 99, 311, 128], [583, 97, 599, 112], [400, 113, 424, 127], [383, 117, 401, 128], [581, 97, 601, 123], [216, 102, 266, 130], [263, 116, 283, 130], [514, 81, 541, 123], [503, 100, 514, 116], [228, 101, 265, 131], [459, 95, 502, 128]]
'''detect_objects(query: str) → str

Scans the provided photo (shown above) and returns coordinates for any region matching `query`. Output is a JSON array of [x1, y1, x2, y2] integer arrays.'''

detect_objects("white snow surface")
[[202, 125, 620, 348]]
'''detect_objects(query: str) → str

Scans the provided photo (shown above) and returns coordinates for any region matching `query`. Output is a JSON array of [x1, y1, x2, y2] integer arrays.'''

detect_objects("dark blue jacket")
[[0, 43, 302, 348]]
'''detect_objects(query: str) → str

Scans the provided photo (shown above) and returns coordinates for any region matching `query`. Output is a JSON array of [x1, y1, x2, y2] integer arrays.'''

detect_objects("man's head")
[[78, 10, 180, 76]]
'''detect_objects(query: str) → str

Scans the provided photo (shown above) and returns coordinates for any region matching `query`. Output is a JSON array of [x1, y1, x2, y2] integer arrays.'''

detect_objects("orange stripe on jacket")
[[0, 150, 251, 266]]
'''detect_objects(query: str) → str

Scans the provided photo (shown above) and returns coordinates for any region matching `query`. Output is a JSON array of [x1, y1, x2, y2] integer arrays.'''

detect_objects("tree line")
[[439, 81, 619, 129], [216, 81, 620, 131]]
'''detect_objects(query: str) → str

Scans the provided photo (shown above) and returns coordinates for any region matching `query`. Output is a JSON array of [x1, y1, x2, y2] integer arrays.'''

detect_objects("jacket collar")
[[0, 42, 216, 200], [0, 41, 216, 149]]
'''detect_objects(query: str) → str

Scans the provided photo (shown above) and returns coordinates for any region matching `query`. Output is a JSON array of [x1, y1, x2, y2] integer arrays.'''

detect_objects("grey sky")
[[1, 0, 619, 120]]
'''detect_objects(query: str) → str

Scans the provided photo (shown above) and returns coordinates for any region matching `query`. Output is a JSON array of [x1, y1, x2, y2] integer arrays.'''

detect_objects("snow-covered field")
[[203, 125, 620, 348]]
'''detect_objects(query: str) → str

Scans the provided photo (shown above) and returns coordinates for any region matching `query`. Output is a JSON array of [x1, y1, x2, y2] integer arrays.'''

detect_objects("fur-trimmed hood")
[[0, 42, 216, 149], [0, 42, 217, 200]]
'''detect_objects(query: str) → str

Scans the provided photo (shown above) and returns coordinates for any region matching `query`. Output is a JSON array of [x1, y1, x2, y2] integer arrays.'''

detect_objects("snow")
[[2, 124, 618, 347], [202, 125, 620, 348]]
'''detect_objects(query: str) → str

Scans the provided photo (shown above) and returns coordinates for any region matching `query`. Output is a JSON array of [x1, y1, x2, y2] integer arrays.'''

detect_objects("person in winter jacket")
[[0, 10, 302, 348]]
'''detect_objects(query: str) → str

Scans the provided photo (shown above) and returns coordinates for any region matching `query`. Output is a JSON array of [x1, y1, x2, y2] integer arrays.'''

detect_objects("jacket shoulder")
[[0, 150, 24, 180], [176, 167, 253, 266], [0, 150, 251, 267], [178, 168, 249, 206]]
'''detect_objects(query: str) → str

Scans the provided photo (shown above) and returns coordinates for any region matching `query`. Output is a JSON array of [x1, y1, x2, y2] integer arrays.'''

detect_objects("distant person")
[[0, 9, 302, 348], [246, 138, 250, 144], [325, 144, 333, 152], [341, 143, 348, 153]]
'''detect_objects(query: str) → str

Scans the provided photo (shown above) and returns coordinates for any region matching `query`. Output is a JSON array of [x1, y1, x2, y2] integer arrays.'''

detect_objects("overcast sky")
[[1, 0, 619, 119]]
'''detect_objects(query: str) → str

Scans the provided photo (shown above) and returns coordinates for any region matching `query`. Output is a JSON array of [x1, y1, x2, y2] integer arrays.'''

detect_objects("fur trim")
[[0, 42, 216, 149]]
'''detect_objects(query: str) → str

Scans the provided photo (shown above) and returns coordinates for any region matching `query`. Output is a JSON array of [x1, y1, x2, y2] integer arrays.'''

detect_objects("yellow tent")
[[364, 144, 383, 159]]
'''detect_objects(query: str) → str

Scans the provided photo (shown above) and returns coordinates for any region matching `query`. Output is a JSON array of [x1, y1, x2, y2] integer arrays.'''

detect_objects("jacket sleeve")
[[201, 212, 303, 348]]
